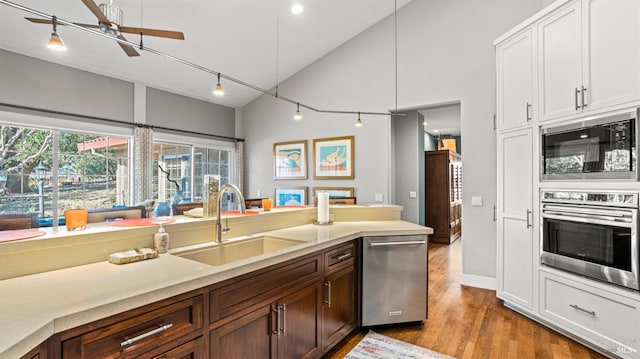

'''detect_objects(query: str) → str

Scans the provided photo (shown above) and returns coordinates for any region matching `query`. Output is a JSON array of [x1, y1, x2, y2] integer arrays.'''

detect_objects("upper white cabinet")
[[496, 28, 535, 131], [538, 0, 640, 122]]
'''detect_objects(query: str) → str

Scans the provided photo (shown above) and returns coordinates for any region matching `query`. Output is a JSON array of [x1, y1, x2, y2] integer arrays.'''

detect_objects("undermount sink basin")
[[174, 236, 306, 266]]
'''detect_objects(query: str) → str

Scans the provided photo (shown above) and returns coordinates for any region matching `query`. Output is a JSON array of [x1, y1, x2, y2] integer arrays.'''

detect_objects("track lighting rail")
[[1, 0, 402, 118]]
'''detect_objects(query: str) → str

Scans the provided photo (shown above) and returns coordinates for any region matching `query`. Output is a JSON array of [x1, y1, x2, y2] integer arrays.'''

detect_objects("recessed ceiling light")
[[291, 3, 304, 14], [434, 129, 439, 133]]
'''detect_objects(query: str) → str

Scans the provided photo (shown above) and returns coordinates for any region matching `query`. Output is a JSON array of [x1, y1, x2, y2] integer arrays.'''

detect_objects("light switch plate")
[[409, 191, 417, 198], [472, 196, 483, 206], [375, 194, 384, 202]]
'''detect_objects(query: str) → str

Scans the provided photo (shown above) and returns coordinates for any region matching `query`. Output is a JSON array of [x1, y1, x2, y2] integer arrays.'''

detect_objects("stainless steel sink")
[[173, 236, 306, 266]]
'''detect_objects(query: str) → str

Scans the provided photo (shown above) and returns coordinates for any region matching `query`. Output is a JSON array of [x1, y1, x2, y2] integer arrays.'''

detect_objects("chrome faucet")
[[216, 184, 246, 243]]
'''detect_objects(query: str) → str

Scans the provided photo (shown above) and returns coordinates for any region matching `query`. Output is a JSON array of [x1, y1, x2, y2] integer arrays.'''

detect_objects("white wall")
[[241, 0, 545, 285]]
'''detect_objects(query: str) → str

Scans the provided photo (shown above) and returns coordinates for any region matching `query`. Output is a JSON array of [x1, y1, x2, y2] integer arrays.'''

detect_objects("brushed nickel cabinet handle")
[[324, 281, 332, 307], [570, 303, 596, 316], [575, 87, 581, 111], [526, 102, 532, 121], [273, 308, 280, 336], [333, 253, 351, 261], [526, 209, 532, 228], [281, 304, 287, 336], [121, 323, 173, 347], [581, 86, 588, 108]]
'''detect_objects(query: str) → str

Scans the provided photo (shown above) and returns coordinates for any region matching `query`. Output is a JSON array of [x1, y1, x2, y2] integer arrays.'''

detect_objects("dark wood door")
[[210, 304, 276, 359], [321, 267, 356, 352], [277, 281, 322, 359]]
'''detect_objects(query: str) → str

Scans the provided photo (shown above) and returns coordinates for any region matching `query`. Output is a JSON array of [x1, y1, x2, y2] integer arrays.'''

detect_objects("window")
[[152, 140, 235, 211], [0, 123, 131, 226]]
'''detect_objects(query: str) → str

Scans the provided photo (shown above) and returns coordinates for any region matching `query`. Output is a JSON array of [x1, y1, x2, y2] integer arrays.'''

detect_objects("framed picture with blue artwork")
[[273, 140, 307, 179], [274, 187, 308, 207], [313, 136, 354, 179]]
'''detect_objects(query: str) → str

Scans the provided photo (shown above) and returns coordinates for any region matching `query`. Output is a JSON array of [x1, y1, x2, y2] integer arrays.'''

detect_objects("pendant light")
[[47, 15, 67, 51], [213, 73, 224, 96], [355, 112, 363, 127], [293, 103, 302, 120]]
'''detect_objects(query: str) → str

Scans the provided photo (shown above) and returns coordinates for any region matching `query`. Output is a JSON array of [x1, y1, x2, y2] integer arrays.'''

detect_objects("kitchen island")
[[0, 206, 431, 358]]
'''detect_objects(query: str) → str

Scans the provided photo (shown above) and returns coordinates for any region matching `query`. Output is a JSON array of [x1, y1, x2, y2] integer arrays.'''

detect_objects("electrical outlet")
[[375, 194, 384, 202], [409, 191, 417, 198]]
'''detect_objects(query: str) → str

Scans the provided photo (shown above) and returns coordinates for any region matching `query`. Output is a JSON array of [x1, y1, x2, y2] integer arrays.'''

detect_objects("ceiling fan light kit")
[[4, 0, 401, 122]]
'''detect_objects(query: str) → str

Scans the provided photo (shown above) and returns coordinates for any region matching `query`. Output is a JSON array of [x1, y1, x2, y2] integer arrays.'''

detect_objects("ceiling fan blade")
[[116, 34, 140, 57], [81, 0, 111, 26], [26, 17, 101, 29], [119, 26, 185, 40]]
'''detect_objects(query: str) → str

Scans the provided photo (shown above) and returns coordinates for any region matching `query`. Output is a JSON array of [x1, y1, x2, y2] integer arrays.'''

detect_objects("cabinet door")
[[322, 267, 356, 352], [538, 1, 582, 121], [497, 128, 534, 311], [583, 0, 640, 111], [277, 281, 322, 359], [210, 304, 276, 359], [148, 336, 205, 359], [497, 28, 534, 130]]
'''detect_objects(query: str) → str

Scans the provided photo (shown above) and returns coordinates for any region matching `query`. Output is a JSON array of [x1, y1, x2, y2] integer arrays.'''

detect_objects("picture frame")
[[273, 140, 307, 179], [312, 187, 355, 199], [313, 136, 354, 179], [274, 187, 308, 207]]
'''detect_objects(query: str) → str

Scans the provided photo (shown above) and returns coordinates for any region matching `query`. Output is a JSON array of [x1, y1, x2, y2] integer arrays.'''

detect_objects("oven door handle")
[[542, 204, 632, 217], [542, 213, 634, 228]]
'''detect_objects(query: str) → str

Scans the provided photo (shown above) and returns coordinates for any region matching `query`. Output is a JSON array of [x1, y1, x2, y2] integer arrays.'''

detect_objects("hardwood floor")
[[324, 239, 608, 359]]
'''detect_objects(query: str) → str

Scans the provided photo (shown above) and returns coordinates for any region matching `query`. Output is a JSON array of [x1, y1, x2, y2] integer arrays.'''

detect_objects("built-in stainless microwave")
[[541, 109, 638, 180]]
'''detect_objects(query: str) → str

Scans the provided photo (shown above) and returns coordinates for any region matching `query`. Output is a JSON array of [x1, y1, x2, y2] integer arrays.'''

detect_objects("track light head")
[[47, 16, 67, 51], [294, 103, 302, 120], [214, 73, 224, 96], [355, 112, 363, 127]]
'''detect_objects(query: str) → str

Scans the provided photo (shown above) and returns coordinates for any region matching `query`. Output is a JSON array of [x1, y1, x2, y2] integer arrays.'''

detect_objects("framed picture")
[[274, 187, 308, 207], [313, 136, 354, 179], [274, 140, 307, 179], [312, 187, 354, 199]]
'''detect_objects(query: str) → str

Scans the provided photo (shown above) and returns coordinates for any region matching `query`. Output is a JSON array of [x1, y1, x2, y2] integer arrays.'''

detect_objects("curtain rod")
[[1, 0, 403, 118], [0, 102, 244, 142]]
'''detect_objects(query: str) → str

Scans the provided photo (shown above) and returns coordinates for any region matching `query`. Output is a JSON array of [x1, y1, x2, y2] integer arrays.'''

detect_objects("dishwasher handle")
[[369, 240, 426, 247]]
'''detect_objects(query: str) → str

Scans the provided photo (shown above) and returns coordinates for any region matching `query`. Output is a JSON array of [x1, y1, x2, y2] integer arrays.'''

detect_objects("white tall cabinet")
[[538, 0, 640, 122], [496, 0, 640, 357], [497, 128, 534, 311]]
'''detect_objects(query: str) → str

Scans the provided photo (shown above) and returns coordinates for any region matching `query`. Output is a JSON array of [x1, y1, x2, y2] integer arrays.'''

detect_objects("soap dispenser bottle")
[[154, 224, 169, 253]]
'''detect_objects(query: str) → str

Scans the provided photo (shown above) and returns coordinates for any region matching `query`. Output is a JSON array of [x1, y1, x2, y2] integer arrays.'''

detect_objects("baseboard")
[[460, 274, 496, 290]]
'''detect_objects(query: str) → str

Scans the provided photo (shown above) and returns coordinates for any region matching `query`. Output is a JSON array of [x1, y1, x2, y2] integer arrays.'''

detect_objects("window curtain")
[[133, 126, 153, 205]]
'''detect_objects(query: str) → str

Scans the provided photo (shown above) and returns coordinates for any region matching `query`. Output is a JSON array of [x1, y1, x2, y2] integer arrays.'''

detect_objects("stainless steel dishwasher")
[[362, 235, 428, 326]]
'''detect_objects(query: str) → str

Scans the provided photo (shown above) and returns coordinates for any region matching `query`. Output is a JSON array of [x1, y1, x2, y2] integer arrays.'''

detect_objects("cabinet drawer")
[[210, 254, 321, 323], [62, 295, 204, 358], [540, 272, 640, 358], [324, 241, 355, 273]]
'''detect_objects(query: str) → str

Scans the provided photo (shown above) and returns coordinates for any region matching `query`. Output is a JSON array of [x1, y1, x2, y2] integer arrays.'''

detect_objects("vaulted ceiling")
[[0, 0, 411, 108]]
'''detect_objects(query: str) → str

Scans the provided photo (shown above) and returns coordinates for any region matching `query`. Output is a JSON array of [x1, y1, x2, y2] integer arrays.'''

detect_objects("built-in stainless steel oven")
[[541, 190, 639, 291], [541, 109, 638, 180]]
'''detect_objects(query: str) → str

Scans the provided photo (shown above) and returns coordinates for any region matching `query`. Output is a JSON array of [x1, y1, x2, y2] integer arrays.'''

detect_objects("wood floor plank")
[[323, 239, 609, 359]]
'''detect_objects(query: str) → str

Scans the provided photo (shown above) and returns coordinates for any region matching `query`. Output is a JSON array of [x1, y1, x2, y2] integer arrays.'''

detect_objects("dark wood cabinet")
[[277, 282, 322, 359], [321, 242, 357, 352], [26, 240, 359, 359], [209, 281, 322, 359], [425, 150, 462, 244], [59, 291, 204, 359], [210, 304, 275, 359]]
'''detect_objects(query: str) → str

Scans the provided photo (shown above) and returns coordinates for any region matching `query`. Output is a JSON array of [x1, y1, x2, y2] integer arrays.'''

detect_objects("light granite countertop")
[[0, 220, 431, 359]]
